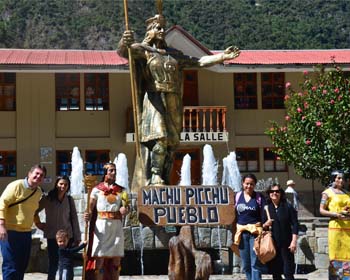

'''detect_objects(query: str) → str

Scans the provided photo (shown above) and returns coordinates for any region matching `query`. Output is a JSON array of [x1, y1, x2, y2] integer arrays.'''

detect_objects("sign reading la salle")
[[137, 185, 235, 226], [127, 132, 228, 143]]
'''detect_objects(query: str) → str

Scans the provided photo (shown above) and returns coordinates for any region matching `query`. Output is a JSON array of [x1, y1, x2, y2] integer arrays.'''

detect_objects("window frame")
[[0, 151, 16, 177], [0, 73, 16, 111], [56, 150, 72, 176], [234, 73, 257, 109], [236, 148, 260, 172], [84, 73, 109, 111], [263, 147, 287, 172], [85, 150, 110, 175], [55, 73, 80, 111], [261, 72, 285, 109]]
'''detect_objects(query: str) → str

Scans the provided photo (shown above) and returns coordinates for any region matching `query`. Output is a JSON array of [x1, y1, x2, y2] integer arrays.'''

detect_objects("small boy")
[[56, 229, 87, 280]]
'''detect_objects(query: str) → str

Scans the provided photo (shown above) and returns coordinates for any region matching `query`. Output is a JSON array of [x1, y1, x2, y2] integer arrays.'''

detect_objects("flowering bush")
[[265, 65, 350, 184]]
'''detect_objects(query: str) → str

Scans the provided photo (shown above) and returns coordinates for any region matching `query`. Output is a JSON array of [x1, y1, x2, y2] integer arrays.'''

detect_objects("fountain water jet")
[[70, 146, 84, 196], [114, 153, 129, 190], [202, 144, 218, 185], [222, 151, 241, 192], [179, 154, 191, 186]]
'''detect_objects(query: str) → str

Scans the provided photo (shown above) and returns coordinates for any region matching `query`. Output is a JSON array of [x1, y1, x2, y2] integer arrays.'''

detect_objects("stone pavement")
[[21, 270, 327, 280]]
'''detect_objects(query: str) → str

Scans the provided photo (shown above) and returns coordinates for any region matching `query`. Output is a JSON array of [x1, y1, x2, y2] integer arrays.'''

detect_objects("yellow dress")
[[323, 187, 350, 261]]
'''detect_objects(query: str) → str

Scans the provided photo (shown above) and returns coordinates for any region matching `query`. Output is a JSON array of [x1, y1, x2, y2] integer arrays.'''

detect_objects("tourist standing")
[[0, 164, 46, 280], [85, 163, 129, 280], [320, 170, 350, 279], [233, 173, 266, 280], [263, 183, 298, 280], [285, 179, 299, 211], [56, 229, 86, 280], [34, 175, 81, 280]]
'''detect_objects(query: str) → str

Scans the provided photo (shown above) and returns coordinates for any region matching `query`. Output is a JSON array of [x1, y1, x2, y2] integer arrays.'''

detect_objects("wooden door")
[[170, 148, 201, 185], [183, 70, 198, 106]]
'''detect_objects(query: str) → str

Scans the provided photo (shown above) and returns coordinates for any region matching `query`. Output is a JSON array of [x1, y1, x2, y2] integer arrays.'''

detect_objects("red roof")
[[225, 49, 350, 65], [0, 49, 127, 65], [0, 48, 350, 67]]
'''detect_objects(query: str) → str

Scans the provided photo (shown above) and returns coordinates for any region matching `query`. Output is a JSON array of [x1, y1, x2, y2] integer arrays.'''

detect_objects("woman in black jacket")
[[263, 183, 299, 280]]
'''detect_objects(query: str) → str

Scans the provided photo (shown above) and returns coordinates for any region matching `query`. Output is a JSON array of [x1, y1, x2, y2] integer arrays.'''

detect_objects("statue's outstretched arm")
[[198, 46, 240, 67]]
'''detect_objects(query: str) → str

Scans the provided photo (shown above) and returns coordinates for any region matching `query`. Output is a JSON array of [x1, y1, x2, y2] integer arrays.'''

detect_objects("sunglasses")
[[269, 190, 281, 194]]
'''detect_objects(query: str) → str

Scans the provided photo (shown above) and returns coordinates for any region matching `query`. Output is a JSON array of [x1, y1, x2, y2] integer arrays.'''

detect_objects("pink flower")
[[285, 82, 291, 89], [303, 102, 309, 109], [269, 127, 274, 132], [312, 86, 317, 91], [303, 70, 309, 75], [305, 139, 311, 145], [323, 89, 327, 94], [330, 99, 335, 104], [334, 88, 339, 93], [285, 115, 290, 121], [297, 107, 302, 113], [302, 116, 306, 120], [338, 95, 343, 100], [298, 92, 303, 97], [284, 95, 290, 101], [282, 126, 287, 132], [316, 121, 322, 127]]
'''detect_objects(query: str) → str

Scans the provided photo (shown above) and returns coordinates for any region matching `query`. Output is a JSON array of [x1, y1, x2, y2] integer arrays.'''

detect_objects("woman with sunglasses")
[[263, 183, 298, 280]]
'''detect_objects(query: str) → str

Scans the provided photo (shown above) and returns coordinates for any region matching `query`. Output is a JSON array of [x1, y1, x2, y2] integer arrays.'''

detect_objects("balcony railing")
[[182, 106, 227, 132], [126, 106, 228, 143]]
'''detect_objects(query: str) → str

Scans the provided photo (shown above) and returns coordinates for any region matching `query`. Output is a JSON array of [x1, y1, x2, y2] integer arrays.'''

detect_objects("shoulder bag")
[[253, 205, 276, 264]]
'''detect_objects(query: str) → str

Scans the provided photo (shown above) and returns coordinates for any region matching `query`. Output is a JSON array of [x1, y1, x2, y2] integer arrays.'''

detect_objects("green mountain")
[[0, 0, 349, 50]]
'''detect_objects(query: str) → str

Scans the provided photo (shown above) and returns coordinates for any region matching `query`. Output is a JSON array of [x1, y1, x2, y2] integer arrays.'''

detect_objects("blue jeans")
[[0, 230, 32, 280], [239, 231, 265, 280], [47, 238, 59, 280]]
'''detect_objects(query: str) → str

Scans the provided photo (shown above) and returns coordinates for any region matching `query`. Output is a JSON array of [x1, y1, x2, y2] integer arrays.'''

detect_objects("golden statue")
[[118, 2, 240, 187]]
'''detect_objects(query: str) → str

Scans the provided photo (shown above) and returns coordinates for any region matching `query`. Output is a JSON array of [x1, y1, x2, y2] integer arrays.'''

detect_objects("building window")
[[261, 73, 285, 109], [236, 148, 259, 172], [234, 73, 257, 109], [56, 73, 80, 111], [84, 74, 109, 111], [0, 73, 16, 111], [56, 151, 72, 176], [264, 148, 287, 172], [85, 150, 110, 175], [0, 151, 16, 177]]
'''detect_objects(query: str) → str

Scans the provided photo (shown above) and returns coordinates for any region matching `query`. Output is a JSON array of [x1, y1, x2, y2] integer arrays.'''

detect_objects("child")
[[56, 229, 87, 280]]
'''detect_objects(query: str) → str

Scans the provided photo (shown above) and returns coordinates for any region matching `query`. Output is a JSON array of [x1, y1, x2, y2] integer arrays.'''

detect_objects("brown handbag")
[[253, 206, 276, 264]]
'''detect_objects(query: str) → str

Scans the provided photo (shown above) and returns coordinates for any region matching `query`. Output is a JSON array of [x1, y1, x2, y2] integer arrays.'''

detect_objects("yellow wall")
[[0, 70, 318, 193]]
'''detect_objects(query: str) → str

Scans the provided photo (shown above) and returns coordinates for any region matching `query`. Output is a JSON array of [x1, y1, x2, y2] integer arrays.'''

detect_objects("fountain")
[[179, 154, 191, 186], [202, 144, 218, 185], [114, 153, 129, 191], [70, 146, 84, 196], [222, 151, 241, 192]]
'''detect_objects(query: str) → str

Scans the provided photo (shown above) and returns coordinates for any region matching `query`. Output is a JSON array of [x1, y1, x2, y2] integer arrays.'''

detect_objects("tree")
[[265, 65, 350, 185]]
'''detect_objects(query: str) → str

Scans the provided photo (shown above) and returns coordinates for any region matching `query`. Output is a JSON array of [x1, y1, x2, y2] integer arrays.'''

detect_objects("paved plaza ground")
[[12, 269, 328, 280]]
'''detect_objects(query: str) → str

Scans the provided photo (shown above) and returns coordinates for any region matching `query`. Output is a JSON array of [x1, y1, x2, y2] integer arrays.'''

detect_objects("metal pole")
[[82, 175, 97, 280], [123, 0, 141, 157]]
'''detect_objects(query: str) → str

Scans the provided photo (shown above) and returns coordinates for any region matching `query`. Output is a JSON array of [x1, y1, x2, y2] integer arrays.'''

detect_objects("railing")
[[126, 106, 227, 133], [182, 106, 227, 132]]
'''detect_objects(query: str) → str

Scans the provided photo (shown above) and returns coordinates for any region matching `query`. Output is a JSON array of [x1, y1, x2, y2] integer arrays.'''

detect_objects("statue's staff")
[[82, 175, 97, 280], [123, 0, 141, 157]]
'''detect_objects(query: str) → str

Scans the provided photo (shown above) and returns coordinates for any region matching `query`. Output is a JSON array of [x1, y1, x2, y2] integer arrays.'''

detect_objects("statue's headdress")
[[145, 0, 165, 30], [145, 14, 166, 30]]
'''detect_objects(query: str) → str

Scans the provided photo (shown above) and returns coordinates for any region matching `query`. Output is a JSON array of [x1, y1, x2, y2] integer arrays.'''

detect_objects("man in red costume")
[[85, 163, 129, 280]]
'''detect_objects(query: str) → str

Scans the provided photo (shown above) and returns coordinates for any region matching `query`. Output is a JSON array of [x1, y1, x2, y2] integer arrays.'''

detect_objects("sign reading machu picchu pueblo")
[[137, 185, 235, 226]]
